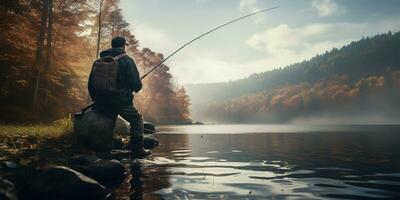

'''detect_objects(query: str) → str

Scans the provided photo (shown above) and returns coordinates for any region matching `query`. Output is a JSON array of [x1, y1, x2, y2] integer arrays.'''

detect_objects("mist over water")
[[115, 125, 400, 199], [185, 32, 400, 125], [158, 124, 400, 134]]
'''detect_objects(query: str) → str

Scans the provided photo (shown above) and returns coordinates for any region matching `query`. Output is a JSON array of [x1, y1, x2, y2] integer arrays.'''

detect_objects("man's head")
[[111, 36, 129, 50]]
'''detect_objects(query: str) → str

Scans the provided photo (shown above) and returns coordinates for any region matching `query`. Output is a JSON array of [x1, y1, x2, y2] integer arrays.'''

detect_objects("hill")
[[186, 31, 400, 123]]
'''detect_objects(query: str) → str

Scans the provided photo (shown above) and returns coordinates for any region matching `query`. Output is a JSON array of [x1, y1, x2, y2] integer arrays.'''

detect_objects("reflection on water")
[[115, 125, 400, 200], [159, 124, 400, 134]]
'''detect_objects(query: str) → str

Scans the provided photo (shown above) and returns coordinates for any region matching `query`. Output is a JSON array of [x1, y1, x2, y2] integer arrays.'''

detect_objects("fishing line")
[[84, 7, 279, 109], [140, 6, 280, 80]]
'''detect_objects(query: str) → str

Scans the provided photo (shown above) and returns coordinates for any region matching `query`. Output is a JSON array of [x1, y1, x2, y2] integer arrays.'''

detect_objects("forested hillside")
[[187, 32, 400, 123], [0, 0, 191, 124]]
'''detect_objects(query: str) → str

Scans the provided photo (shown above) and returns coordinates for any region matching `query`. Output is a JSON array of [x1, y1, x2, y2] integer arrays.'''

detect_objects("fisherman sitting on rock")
[[88, 36, 151, 158]]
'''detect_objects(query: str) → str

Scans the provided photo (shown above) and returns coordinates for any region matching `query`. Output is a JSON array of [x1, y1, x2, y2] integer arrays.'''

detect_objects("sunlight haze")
[[120, 0, 400, 84], [2, 1, 400, 199]]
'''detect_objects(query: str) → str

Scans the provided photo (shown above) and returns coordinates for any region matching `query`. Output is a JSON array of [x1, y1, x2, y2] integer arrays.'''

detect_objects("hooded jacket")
[[88, 48, 142, 108]]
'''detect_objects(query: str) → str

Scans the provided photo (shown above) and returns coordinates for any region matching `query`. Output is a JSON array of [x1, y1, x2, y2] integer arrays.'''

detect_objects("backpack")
[[91, 53, 126, 95]]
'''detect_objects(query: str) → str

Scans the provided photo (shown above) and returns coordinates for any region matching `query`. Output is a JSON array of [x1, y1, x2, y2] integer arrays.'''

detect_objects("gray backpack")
[[91, 53, 126, 95]]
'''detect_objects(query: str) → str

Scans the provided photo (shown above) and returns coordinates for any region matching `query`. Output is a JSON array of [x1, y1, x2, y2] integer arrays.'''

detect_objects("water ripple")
[[114, 129, 400, 199]]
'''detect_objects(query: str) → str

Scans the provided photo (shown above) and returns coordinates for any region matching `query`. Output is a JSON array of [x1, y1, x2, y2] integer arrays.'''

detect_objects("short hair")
[[111, 36, 127, 48]]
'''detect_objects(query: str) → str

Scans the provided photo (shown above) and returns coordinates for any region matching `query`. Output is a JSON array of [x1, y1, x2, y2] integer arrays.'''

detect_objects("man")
[[88, 36, 151, 158]]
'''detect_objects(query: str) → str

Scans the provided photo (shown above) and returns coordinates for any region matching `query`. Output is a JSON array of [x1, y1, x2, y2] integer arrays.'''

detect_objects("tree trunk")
[[45, 0, 53, 70], [111, 21, 115, 37], [32, 0, 49, 113], [95, 0, 104, 59], [32, 71, 41, 111], [42, 0, 53, 109]]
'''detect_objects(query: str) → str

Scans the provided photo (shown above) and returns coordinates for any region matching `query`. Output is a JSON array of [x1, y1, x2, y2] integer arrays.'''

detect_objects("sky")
[[120, 0, 400, 84]]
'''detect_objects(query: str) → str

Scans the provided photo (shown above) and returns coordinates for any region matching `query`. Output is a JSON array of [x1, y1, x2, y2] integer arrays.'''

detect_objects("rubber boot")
[[131, 136, 151, 158]]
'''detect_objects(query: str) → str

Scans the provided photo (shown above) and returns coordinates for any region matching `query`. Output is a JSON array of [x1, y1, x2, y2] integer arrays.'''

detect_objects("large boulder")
[[71, 155, 126, 187], [74, 110, 116, 152], [0, 177, 18, 200], [74, 108, 157, 152], [23, 166, 110, 200]]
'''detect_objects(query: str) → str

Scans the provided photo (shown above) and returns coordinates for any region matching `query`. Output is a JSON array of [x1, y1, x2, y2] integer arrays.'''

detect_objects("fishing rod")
[[81, 6, 279, 110], [140, 6, 280, 80]]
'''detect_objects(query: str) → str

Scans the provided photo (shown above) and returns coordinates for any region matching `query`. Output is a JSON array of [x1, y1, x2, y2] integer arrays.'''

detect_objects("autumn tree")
[[89, 0, 118, 58], [0, 0, 92, 122], [0, 0, 192, 124], [32, 0, 50, 113], [103, 8, 192, 124]]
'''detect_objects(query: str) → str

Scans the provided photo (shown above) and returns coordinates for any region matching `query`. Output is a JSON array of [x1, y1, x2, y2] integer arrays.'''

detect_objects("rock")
[[0, 161, 18, 169], [143, 137, 159, 150], [115, 118, 156, 135], [111, 137, 158, 151], [25, 166, 110, 200], [0, 177, 18, 200], [74, 108, 157, 152], [144, 122, 156, 134], [70, 154, 98, 165], [74, 109, 115, 152], [112, 136, 124, 149], [71, 155, 126, 187], [96, 150, 131, 160], [114, 116, 130, 136], [193, 121, 204, 125]]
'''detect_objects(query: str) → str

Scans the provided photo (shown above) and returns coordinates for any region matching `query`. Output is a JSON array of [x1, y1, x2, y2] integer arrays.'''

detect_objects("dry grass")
[[0, 116, 74, 161], [0, 116, 73, 139]]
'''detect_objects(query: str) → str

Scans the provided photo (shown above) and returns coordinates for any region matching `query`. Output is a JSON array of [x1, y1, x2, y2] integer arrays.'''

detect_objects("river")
[[114, 124, 400, 199]]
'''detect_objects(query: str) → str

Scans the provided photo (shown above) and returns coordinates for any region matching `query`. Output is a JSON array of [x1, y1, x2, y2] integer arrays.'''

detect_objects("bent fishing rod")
[[83, 7, 279, 110], [140, 6, 280, 80]]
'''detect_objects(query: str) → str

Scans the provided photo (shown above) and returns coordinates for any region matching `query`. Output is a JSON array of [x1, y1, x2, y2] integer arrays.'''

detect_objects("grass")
[[0, 116, 73, 139], [0, 116, 74, 161]]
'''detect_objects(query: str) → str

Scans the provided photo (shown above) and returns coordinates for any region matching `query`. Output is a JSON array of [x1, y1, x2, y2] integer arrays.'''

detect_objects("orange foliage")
[[0, 0, 191, 124], [205, 71, 400, 122]]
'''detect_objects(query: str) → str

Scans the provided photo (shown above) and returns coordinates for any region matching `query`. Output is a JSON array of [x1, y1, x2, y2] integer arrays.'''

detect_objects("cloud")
[[170, 49, 245, 84], [132, 16, 400, 84], [239, 0, 260, 12], [131, 23, 176, 54], [239, 0, 265, 23], [130, 21, 246, 84], [312, 0, 346, 17], [195, 0, 213, 3], [245, 18, 400, 67], [131, 23, 238, 84], [246, 23, 355, 59]]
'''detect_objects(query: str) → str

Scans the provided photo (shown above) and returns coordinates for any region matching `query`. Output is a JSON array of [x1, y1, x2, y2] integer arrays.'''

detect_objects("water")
[[115, 125, 400, 200]]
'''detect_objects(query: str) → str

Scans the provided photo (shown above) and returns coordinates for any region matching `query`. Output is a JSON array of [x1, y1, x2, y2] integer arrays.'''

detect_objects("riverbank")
[[0, 118, 93, 199], [0, 117, 75, 164], [0, 118, 159, 200]]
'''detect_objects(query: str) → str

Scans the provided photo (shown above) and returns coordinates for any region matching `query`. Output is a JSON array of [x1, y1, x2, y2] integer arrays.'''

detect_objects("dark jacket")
[[88, 48, 142, 108]]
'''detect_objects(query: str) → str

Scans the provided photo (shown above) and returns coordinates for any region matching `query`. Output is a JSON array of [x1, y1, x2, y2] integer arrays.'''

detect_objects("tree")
[[45, 0, 53, 70], [0, 0, 192, 124], [91, 0, 118, 59], [108, 8, 128, 37], [32, 0, 50, 114]]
